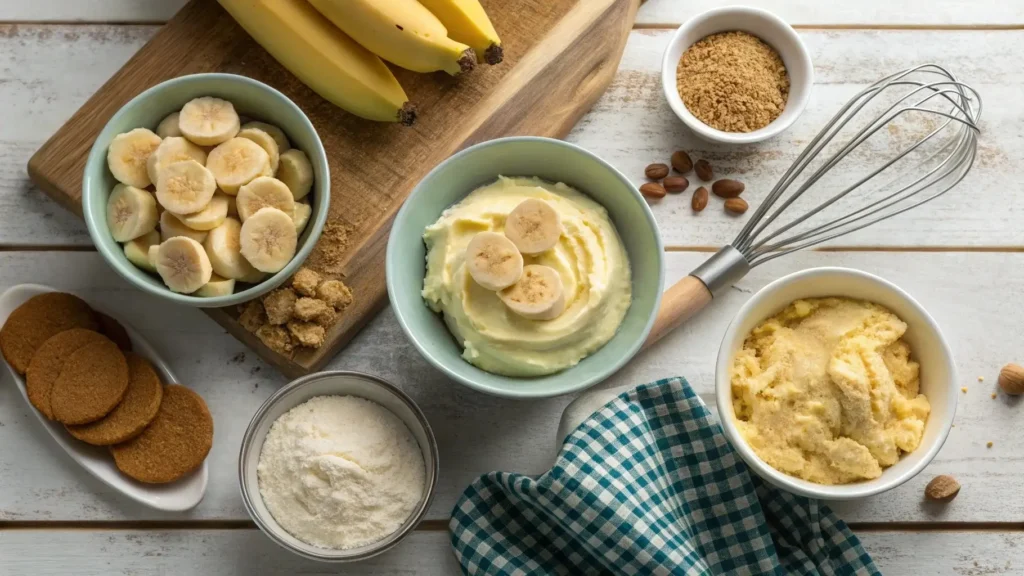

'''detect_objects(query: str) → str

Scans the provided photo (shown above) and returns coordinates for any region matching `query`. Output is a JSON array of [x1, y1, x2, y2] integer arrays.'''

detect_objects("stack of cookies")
[[0, 292, 213, 484]]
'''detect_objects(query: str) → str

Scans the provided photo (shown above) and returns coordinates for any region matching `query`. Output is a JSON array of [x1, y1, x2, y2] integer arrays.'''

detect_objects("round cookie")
[[96, 312, 132, 352], [0, 293, 99, 374], [112, 384, 213, 483], [25, 329, 108, 419], [66, 353, 163, 445], [50, 339, 129, 425]]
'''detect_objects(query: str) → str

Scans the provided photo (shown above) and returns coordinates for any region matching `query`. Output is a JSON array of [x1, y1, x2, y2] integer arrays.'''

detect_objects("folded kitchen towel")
[[449, 377, 880, 575]]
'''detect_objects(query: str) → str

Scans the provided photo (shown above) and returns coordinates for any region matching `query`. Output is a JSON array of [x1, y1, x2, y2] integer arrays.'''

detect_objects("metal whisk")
[[646, 64, 981, 344]]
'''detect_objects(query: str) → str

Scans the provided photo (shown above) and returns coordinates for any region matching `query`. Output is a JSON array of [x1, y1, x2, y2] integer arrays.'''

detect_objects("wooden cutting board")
[[28, 0, 640, 378]]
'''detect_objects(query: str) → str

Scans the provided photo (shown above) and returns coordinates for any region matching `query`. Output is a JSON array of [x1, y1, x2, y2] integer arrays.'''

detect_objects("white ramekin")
[[661, 6, 813, 144], [715, 267, 957, 500]]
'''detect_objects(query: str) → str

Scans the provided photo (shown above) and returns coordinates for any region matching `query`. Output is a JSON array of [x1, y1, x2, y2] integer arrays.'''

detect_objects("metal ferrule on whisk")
[[690, 246, 750, 296]]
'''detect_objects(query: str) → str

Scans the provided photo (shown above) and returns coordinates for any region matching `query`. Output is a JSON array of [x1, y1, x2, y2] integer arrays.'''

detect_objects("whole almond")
[[998, 363, 1024, 395], [644, 163, 669, 180], [639, 182, 666, 199], [694, 159, 713, 182], [671, 150, 693, 173], [664, 176, 689, 194], [712, 179, 745, 198], [691, 186, 708, 211], [924, 475, 961, 502], [724, 198, 748, 214]]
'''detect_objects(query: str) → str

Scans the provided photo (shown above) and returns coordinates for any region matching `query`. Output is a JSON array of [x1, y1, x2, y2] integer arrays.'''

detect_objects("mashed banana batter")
[[730, 298, 931, 484]]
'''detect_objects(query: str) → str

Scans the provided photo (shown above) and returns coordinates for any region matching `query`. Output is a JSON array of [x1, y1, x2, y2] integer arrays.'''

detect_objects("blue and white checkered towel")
[[450, 377, 880, 575]]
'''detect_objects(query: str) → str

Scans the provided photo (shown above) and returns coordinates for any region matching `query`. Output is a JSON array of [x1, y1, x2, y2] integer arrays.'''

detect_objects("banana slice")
[[146, 136, 208, 186], [179, 192, 230, 231], [123, 229, 161, 273], [107, 183, 159, 242], [107, 128, 162, 188], [465, 232, 523, 291], [160, 211, 209, 244], [498, 264, 566, 320], [236, 126, 280, 173], [236, 177, 295, 222], [195, 274, 236, 298], [504, 198, 562, 254], [292, 201, 312, 234], [206, 138, 271, 195], [238, 268, 268, 284], [276, 149, 314, 200], [239, 207, 298, 273], [178, 96, 240, 146], [155, 159, 217, 215], [155, 237, 213, 294], [156, 112, 182, 138], [147, 245, 160, 269], [242, 121, 290, 152], [202, 217, 261, 281]]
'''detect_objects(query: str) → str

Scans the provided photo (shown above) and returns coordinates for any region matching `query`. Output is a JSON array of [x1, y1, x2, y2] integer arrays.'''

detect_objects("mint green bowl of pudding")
[[82, 73, 329, 308], [386, 137, 664, 398]]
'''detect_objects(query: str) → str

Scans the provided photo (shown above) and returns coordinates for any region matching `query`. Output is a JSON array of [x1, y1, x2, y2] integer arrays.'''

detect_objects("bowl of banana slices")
[[83, 73, 329, 308]]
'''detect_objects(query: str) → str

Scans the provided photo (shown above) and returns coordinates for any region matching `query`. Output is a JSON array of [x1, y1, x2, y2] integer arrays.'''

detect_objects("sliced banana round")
[[178, 96, 240, 146], [123, 229, 160, 273], [146, 136, 207, 186], [107, 183, 159, 242], [107, 128, 162, 188], [242, 121, 290, 152], [239, 207, 298, 274], [238, 268, 268, 284], [276, 149, 314, 200], [147, 245, 160, 269], [155, 159, 217, 215], [160, 210, 208, 244], [465, 232, 523, 291], [504, 198, 562, 254], [236, 177, 295, 222], [236, 126, 280, 173], [498, 264, 566, 320], [178, 192, 230, 231], [206, 138, 271, 195], [195, 274, 236, 298], [155, 237, 213, 294], [155, 112, 182, 138], [202, 217, 260, 281], [292, 201, 312, 234]]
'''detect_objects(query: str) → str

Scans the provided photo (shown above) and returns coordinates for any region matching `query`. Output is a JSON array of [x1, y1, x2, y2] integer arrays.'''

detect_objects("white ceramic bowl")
[[661, 6, 813, 144], [715, 268, 957, 500], [238, 371, 438, 562]]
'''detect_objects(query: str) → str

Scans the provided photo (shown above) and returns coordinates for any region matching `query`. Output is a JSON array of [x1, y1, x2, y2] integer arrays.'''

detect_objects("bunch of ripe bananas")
[[219, 0, 503, 126]]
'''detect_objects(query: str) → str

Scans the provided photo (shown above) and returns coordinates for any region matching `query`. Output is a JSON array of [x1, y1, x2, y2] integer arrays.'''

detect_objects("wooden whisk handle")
[[643, 276, 712, 349]]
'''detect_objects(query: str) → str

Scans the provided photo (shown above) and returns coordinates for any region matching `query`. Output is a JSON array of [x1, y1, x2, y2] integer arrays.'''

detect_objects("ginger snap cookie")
[[25, 328, 108, 419], [96, 312, 133, 352], [112, 384, 213, 483], [67, 353, 163, 445], [50, 339, 129, 425], [0, 293, 99, 374]]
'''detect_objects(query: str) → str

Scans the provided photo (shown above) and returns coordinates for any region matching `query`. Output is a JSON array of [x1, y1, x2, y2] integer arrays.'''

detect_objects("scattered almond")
[[691, 186, 708, 212], [712, 179, 745, 198], [924, 475, 960, 502], [644, 163, 670, 180], [724, 198, 748, 214], [664, 176, 689, 194], [998, 363, 1024, 395], [694, 159, 713, 182], [639, 182, 667, 199], [671, 150, 693, 173]]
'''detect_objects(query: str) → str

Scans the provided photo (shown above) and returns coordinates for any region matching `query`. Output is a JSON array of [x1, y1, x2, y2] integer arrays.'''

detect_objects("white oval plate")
[[0, 283, 208, 511]]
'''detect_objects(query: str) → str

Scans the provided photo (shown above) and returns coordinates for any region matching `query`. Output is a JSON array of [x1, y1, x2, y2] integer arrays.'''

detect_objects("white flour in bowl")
[[257, 395, 426, 550]]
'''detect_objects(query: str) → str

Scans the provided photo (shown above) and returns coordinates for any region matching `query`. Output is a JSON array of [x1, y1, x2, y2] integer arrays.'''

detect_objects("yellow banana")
[[218, 0, 415, 125], [418, 0, 503, 64], [307, 0, 476, 76]]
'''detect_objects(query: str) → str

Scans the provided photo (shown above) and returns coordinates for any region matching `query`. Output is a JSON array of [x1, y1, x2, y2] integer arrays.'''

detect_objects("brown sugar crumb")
[[676, 31, 789, 133], [292, 267, 321, 297], [961, 387, 968, 393], [304, 221, 352, 275], [288, 321, 325, 348], [256, 324, 294, 357], [317, 280, 353, 311], [992, 392, 998, 399], [263, 288, 297, 326], [238, 300, 267, 333], [987, 441, 994, 448], [294, 297, 335, 326]]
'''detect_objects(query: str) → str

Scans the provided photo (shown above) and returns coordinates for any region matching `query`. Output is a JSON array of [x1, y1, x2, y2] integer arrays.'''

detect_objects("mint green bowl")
[[83, 73, 329, 308], [386, 137, 664, 398]]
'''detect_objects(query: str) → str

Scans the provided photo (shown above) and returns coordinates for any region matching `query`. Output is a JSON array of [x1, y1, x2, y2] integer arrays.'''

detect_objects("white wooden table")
[[1, 1, 1022, 574]]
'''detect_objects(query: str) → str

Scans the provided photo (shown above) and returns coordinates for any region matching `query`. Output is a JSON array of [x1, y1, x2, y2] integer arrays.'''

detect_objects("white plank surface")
[[1, 250, 1021, 524], [0, 530, 1019, 575], [3, 26, 1021, 248]]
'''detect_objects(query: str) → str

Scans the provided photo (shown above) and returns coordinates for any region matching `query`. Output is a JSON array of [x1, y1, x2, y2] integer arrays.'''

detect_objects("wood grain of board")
[[26, 0, 640, 377]]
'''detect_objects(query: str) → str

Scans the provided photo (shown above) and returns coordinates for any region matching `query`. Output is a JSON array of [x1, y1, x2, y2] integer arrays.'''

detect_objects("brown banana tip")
[[484, 44, 504, 65], [457, 49, 477, 74], [399, 103, 417, 126]]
